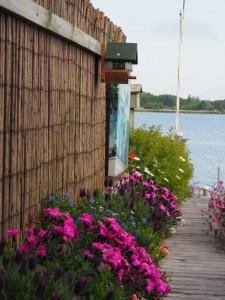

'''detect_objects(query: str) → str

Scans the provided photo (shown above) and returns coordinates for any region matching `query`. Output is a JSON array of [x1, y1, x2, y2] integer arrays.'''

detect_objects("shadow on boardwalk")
[[163, 196, 225, 300]]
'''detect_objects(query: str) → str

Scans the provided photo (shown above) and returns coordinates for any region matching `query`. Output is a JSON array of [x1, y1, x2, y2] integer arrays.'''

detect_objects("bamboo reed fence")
[[0, 0, 126, 236]]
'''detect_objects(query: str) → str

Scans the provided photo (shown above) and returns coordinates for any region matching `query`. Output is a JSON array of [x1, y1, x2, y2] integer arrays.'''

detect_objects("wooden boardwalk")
[[163, 196, 225, 300]]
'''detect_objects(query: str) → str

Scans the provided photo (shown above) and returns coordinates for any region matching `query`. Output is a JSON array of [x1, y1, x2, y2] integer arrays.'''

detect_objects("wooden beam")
[[0, 0, 101, 56]]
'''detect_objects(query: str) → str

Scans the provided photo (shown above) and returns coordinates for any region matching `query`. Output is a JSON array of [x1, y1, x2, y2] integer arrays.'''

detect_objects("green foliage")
[[129, 126, 194, 203], [140, 92, 225, 112]]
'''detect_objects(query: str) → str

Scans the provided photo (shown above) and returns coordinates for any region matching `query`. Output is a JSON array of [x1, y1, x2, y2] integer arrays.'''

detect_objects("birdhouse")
[[101, 42, 138, 84]]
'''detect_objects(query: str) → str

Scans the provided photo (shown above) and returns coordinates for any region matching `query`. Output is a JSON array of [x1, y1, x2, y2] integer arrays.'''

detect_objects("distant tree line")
[[140, 92, 225, 112]]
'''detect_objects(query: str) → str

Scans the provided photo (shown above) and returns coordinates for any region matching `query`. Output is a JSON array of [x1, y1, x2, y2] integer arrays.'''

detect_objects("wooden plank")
[[163, 196, 225, 299], [0, 0, 101, 55]]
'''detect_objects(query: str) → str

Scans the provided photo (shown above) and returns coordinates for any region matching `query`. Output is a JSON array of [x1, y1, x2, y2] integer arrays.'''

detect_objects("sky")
[[91, 0, 225, 100]]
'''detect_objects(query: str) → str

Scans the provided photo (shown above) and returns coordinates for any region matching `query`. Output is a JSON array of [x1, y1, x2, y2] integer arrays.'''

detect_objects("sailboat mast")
[[175, 0, 185, 133]]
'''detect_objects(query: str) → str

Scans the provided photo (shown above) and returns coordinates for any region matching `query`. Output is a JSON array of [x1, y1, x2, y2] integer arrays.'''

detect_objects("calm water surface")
[[134, 112, 225, 187]]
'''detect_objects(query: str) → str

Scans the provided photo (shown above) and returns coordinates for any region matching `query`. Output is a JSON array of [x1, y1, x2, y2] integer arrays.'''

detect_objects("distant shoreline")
[[135, 108, 225, 114]]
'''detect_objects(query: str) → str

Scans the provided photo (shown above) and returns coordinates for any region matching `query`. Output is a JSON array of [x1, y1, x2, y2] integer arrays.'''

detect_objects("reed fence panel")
[[0, 0, 126, 235]]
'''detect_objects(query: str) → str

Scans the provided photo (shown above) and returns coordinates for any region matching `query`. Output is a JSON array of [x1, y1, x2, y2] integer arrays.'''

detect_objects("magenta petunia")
[[64, 218, 79, 239], [7, 229, 20, 237], [52, 226, 64, 234], [146, 278, 155, 292], [79, 213, 94, 229], [43, 207, 63, 219], [25, 227, 34, 235], [98, 221, 114, 238], [156, 279, 171, 295], [166, 210, 171, 217], [36, 245, 46, 257], [118, 268, 125, 281], [99, 261, 111, 270], [27, 235, 40, 246], [92, 242, 106, 250], [83, 250, 95, 258], [38, 228, 49, 237], [159, 204, 166, 211], [19, 244, 33, 253]]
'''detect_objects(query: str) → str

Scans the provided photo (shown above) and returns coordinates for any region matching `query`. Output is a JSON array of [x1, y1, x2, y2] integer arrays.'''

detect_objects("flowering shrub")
[[129, 126, 194, 203], [48, 173, 182, 264], [114, 173, 183, 234], [202, 181, 225, 248], [1, 205, 171, 299]]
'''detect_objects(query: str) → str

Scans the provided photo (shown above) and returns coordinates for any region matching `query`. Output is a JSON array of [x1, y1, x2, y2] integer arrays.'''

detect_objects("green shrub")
[[129, 126, 194, 203]]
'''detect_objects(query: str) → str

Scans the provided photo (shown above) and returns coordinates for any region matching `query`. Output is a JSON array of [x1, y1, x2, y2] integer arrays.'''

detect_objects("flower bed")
[[202, 181, 225, 249], [0, 172, 186, 299]]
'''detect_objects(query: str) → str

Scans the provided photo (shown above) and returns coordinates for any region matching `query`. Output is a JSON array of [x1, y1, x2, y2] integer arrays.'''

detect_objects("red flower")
[[129, 153, 136, 159]]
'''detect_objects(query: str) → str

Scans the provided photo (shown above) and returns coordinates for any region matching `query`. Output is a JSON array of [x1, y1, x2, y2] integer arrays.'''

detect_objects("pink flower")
[[27, 235, 40, 246], [166, 210, 171, 217], [98, 221, 114, 238], [146, 278, 155, 292], [131, 254, 141, 266], [118, 269, 125, 281], [79, 213, 94, 229], [156, 279, 171, 295], [132, 172, 140, 178], [19, 244, 33, 253], [102, 246, 123, 269], [38, 229, 49, 237], [64, 218, 79, 239], [83, 250, 94, 258], [129, 175, 135, 182], [151, 267, 160, 281], [142, 181, 149, 186], [99, 262, 111, 270], [92, 242, 106, 250], [36, 245, 46, 257], [25, 227, 34, 235], [52, 226, 64, 234], [159, 204, 166, 211], [145, 194, 151, 199], [7, 229, 20, 237], [43, 207, 63, 219]]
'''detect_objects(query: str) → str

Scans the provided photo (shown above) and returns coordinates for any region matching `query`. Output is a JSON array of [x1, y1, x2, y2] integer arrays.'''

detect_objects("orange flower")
[[160, 245, 169, 256]]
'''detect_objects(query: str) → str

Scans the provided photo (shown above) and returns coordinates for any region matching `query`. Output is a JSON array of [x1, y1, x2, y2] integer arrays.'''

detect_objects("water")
[[134, 112, 225, 188]]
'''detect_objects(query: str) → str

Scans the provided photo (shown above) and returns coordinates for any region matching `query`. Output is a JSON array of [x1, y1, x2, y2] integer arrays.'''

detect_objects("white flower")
[[136, 166, 140, 169], [164, 178, 169, 182], [134, 157, 140, 161], [176, 175, 181, 180], [171, 227, 176, 234], [179, 156, 186, 162], [178, 168, 184, 173], [144, 168, 154, 176], [131, 210, 135, 214]]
